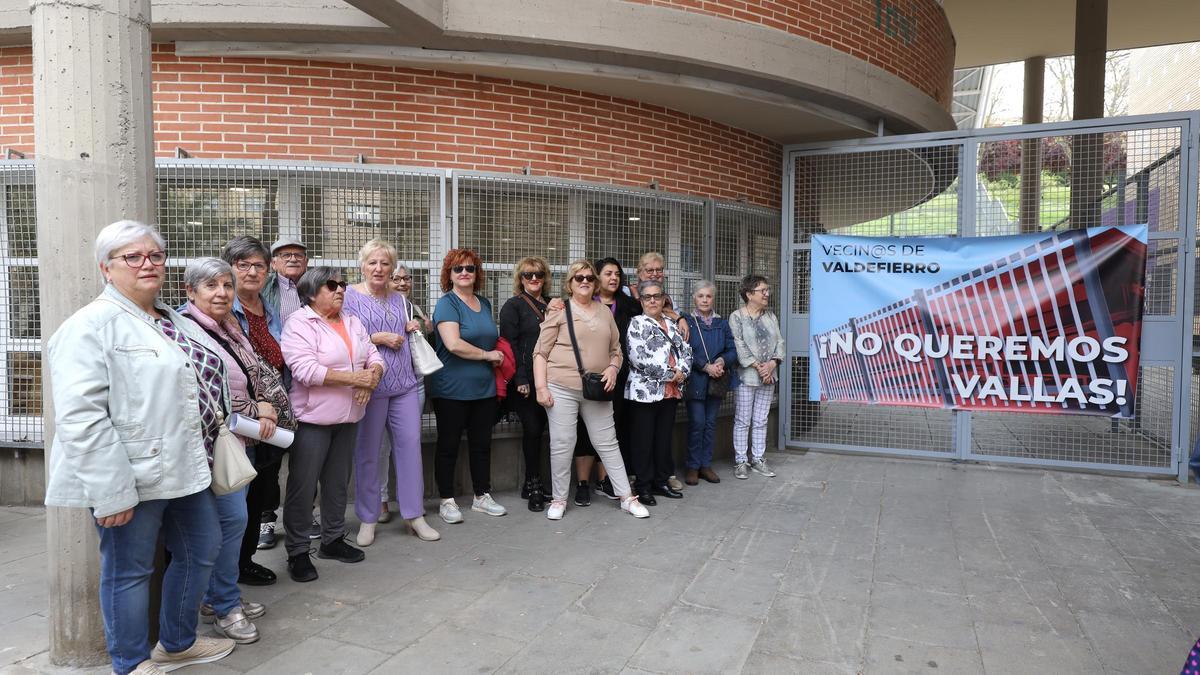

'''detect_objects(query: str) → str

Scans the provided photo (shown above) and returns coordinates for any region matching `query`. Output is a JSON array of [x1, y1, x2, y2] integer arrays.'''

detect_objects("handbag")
[[405, 296, 444, 376], [564, 300, 615, 401], [211, 412, 257, 495], [692, 315, 731, 398]]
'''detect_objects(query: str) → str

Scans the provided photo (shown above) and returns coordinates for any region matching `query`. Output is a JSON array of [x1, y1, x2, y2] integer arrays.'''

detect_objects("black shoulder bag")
[[564, 300, 615, 401]]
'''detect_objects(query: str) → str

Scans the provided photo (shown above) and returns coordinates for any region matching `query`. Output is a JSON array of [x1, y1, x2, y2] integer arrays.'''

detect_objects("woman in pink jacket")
[[280, 267, 385, 583]]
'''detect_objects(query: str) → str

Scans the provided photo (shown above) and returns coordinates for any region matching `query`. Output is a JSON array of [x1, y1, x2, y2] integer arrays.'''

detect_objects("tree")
[[1042, 50, 1131, 121]]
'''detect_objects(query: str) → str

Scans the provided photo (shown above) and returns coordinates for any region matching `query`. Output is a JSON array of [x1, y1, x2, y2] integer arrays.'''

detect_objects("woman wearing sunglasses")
[[280, 267, 385, 583], [533, 260, 649, 520], [499, 256, 551, 511], [430, 248, 508, 523]]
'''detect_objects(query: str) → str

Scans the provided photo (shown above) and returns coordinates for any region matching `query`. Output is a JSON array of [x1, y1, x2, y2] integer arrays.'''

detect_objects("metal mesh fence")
[[786, 117, 1197, 473], [0, 161, 780, 444]]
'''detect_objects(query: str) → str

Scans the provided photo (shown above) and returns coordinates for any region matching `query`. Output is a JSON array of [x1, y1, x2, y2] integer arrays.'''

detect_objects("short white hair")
[[94, 220, 166, 265], [692, 279, 716, 296]]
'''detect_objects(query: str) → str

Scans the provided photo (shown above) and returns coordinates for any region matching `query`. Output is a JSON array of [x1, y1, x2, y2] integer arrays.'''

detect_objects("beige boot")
[[355, 522, 376, 547], [405, 516, 441, 541]]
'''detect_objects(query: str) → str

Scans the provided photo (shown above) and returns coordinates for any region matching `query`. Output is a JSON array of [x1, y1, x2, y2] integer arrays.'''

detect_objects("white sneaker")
[[621, 495, 650, 518], [471, 493, 507, 517], [750, 459, 777, 477], [355, 522, 376, 547], [546, 499, 567, 520], [734, 462, 750, 480], [439, 499, 463, 524]]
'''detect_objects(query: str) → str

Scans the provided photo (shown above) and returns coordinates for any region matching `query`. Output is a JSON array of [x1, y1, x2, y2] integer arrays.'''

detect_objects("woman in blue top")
[[430, 248, 508, 524], [683, 281, 738, 485]]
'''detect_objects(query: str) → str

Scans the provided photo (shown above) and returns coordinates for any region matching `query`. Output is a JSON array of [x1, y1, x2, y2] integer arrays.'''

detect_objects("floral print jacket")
[[624, 314, 694, 403]]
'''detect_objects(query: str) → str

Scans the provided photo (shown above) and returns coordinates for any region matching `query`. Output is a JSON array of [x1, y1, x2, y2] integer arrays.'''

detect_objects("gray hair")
[[94, 220, 166, 265], [221, 235, 270, 265], [692, 279, 716, 296], [296, 267, 341, 306], [183, 257, 233, 289], [637, 279, 664, 297]]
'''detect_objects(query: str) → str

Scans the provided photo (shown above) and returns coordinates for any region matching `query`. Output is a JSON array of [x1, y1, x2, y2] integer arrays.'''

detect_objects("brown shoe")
[[685, 469, 699, 486], [698, 467, 721, 483]]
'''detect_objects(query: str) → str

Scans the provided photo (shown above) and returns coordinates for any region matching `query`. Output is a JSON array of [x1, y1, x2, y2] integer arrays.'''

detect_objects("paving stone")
[[243, 636, 388, 675], [1028, 530, 1131, 571], [1076, 611, 1194, 674], [734, 501, 811, 536], [451, 573, 586, 642], [578, 564, 689, 628], [0, 613, 47, 667], [627, 606, 760, 674], [863, 635, 985, 674], [680, 559, 781, 620], [1046, 565, 1176, 622], [962, 573, 1082, 637], [710, 526, 798, 572], [782, 554, 872, 605], [319, 585, 480, 654], [974, 621, 1102, 674], [742, 651, 857, 674], [496, 610, 647, 675], [371, 622, 522, 673], [627, 529, 722, 576], [867, 582, 977, 650], [416, 541, 533, 594], [753, 590, 867, 667]]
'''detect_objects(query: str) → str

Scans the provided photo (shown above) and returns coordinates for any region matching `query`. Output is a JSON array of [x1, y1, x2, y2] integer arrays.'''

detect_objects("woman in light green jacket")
[[728, 274, 785, 480]]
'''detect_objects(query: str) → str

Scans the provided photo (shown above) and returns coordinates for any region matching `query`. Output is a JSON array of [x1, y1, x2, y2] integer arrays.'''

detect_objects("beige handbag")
[[210, 413, 257, 495], [406, 298, 444, 377]]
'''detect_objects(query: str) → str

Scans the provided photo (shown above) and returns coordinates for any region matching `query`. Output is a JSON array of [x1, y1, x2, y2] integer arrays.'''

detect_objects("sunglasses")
[[521, 271, 546, 280], [323, 279, 348, 292], [573, 274, 596, 284], [640, 293, 664, 302], [452, 265, 477, 274]]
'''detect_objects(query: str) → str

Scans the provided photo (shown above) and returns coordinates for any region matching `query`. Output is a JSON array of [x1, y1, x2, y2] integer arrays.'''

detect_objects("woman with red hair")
[[429, 248, 508, 524]]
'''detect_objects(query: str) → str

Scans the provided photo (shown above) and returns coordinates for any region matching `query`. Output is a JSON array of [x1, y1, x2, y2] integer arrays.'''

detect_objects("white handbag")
[[210, 413, 257, 495], [406, 298, 444, 376]]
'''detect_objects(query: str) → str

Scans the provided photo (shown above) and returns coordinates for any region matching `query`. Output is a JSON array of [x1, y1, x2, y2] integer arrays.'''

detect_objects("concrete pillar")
[[1019, 56, 1045, 234], [32, 0, 155, 666], [1070, 0, 1107, 228]]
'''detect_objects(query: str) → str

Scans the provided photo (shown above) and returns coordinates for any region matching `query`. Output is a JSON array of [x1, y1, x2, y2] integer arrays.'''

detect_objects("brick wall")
[[0, 45, 782, 207], [621, 0, 956, 106]]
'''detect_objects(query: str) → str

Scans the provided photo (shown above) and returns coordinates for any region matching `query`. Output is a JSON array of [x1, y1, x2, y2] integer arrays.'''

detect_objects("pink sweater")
[[282, 306, 385, 425]]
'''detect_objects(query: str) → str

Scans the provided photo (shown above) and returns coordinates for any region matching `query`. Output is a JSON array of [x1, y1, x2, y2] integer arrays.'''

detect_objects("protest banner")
[[809, 225, 1147, 417]]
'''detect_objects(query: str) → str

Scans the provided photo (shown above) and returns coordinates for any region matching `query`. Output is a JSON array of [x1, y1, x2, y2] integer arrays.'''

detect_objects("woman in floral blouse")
[[728, 274, 785, 480], [625, 279, 693, 505]]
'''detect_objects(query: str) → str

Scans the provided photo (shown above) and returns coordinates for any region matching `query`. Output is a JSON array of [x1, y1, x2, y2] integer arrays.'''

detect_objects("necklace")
[[365, 286, 395, 321]]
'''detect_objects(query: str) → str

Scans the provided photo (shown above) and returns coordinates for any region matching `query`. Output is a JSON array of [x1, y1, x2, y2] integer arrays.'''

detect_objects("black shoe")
[[526, 477, 545, 512], [287, 553, 318, 583], [573, 481, 591, 507], [239, 561, 277, 586], [309, 517, 321, 540], [651, 482, 683, 499], [317, 537, 365, 564], [596, 477, 618, 501], [637, 489, 657, 506], [256, 522, 276, 550]]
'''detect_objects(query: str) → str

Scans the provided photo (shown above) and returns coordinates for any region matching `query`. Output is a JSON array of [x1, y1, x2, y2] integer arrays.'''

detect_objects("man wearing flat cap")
[[263, 236, 309, 321]]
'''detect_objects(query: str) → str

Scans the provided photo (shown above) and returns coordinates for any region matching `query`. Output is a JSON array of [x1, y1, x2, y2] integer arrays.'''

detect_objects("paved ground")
[[4, 451, 1200, 674]]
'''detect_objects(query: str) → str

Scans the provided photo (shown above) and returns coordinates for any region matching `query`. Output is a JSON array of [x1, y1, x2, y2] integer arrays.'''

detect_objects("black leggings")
[[629, 398, 679, 492], [240, 452, 281, 567], [433, 397, 499, 498], [510, 389, 547, 480]]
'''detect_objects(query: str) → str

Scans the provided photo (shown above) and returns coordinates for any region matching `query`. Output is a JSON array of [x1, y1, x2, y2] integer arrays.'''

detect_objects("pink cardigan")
[[281, 305, 385, 425]]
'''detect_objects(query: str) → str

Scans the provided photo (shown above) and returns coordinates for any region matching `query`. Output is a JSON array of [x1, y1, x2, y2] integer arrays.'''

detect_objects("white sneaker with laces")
[[439, 499, 463, 524], [734, 462, 750, 480], [471, 493, 507, 516], [546, 499, 567, 520], [750, 458, 777, 477], [621, 495, 650, 518]]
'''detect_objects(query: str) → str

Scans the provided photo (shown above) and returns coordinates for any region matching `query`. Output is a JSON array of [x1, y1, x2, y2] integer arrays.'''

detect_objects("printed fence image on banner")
[[809, 225, 1148, 417]]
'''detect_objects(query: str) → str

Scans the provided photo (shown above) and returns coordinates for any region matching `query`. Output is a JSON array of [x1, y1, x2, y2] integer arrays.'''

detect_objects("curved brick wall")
[[622, 0, 955, 106], [0, 45, 782, 207]]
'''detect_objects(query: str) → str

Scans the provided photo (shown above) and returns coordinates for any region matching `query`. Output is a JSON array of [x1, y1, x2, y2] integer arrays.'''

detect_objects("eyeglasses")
[[234, 261, 267, 273], [452, 265, 477, 274], [323, 279, 348, 292], [276, 252, 306, 261], [750, 287, 771, 295], [521, 271, 546, 280], [642, 267, 664, 275], [111, 251, 167, 268], [391, 274, 411, 282], [572, 274, 596, 284], [640, 293, 664, 302]]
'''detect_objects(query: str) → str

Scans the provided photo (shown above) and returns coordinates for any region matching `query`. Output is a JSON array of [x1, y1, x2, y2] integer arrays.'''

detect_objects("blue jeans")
[[686, 397, 723, 470], [204, 486, 248, 616], [95, 489, 220, 675]]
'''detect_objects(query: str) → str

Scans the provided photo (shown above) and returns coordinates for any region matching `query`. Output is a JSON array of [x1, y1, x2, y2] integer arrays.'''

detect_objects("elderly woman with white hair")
[[180, 257, 296, 645], [44, 221, 237, 674], [343, 239, 439, 545]]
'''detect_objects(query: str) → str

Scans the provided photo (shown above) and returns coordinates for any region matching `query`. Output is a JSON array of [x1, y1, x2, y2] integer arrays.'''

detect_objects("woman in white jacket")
[[44, 221, 237, 675]]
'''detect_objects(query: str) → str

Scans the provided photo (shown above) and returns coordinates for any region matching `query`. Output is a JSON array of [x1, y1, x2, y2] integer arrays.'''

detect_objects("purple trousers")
[[355, 387, 424, 523]]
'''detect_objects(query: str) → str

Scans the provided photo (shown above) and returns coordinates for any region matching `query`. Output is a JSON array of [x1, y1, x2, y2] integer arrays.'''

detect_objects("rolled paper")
[[228, 413, 295, 449]]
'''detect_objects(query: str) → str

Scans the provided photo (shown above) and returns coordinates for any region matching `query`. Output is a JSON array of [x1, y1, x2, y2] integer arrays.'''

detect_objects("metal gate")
[[780, 113, 1200, 479]]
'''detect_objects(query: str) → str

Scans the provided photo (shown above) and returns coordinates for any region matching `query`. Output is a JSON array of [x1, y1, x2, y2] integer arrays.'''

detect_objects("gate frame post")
[[1174, 113, 1199, 484]]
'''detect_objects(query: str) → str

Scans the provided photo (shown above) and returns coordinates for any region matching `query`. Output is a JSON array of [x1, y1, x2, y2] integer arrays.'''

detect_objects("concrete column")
[[1019, 56, 1045, 234], [32, 0, 155, 666], [1070, 0, 1107, 228]]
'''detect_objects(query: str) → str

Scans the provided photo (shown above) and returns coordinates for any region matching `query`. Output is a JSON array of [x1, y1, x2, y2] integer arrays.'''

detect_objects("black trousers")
[[241, 450, 282, 567], [433, 397, 499, 498], [509, 388, 547, 481], [629, 398, 679, 492], [574, 379, 631, 466]]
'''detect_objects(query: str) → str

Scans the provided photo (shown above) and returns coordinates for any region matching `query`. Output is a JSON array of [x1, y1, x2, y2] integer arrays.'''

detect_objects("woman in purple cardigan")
[[343, 239, 440, 546]]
